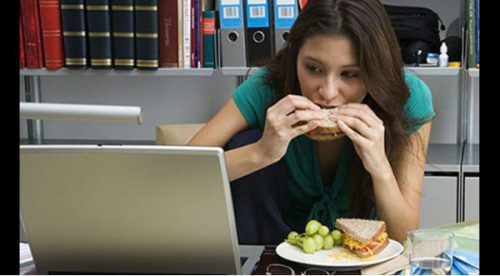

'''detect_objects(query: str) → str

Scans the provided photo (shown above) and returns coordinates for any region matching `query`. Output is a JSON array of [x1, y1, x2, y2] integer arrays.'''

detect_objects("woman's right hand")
[[257, 94, 324, 163]]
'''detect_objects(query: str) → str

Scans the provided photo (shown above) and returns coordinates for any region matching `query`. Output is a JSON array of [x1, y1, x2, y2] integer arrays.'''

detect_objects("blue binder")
[[273, 0, 297, 55], [217, 0, 247, 67]]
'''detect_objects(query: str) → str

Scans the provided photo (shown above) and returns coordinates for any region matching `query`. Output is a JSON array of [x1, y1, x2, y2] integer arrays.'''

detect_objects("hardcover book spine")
[[177, 0, 184, 67], [86, 0, 113, 68], [135, 0, 159, 69], [20, 9, 26, 68], [20, 0, 44, 68], [467, 0, 476, 68], [190, 0, 196, 68], [475, 0, 479, 67], [183, 0, 191, 68], [159, 0, 178, 67], [202, 10, 215, 68], [111, 0, 135, 69], [39, 0, 65, 70], [60, 0, 87, 68]]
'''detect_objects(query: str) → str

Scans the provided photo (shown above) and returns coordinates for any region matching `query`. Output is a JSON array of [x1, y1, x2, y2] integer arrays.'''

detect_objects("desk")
[[253, 246, 360, 275], [21, 246, 361, 275]]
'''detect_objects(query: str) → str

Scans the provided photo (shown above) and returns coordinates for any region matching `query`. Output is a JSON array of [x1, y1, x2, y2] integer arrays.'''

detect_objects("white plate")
[[276, 239, 404, 271]]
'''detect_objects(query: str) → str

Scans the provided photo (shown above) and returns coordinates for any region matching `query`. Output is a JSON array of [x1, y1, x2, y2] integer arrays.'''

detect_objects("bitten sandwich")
[[306, 109, 345, 141], [334, 218, 389, 258]]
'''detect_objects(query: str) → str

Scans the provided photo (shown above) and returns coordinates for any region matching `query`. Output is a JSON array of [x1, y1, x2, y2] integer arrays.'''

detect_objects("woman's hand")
[[331, 103, 392, 178], [257, 95, 323, 163]]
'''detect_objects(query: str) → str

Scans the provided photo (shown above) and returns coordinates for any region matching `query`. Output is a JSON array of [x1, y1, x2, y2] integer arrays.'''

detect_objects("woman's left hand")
[[331, 103, 391, 178]]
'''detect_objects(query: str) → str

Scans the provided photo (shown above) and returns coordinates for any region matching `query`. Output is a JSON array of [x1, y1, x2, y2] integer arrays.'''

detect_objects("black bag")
[[384, 5, 446, 64]]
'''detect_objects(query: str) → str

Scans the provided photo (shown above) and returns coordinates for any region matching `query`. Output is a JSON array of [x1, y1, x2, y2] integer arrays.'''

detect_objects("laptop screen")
[[20, 145, 243, 274]]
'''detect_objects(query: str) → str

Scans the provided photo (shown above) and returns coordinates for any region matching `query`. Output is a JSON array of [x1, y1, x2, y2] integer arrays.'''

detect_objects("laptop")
[[20, 145, 264, 274]]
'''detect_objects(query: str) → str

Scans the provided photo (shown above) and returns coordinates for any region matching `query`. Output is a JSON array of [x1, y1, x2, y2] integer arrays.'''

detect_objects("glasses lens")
[[267, 264, 294, 275], [303, 268, 331, 275]]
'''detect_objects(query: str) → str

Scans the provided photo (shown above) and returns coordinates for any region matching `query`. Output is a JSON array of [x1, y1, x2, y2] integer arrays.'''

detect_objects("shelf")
[[220, 67, 461, 76], [425, 143, 463, 173], [220, 67, 261, 76], [19, 68, 215, 77], [468, 68, 479, 78], [403, 67, 460, 76], [20, 67, 461, 77], [462, 143, 479, 173]]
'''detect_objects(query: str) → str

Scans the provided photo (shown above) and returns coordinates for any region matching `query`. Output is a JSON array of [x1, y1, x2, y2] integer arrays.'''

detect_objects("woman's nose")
[[318, 76, 339, 102]]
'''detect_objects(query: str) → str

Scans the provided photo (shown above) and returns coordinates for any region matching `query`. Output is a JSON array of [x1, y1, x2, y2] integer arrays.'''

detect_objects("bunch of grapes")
[[286, 219, 344, 254]]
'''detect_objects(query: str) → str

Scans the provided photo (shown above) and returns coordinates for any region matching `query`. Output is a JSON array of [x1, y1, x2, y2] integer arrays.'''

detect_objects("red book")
[[39, 0, 64, 70], [20, 10, 26, 68], [158, 0, 179, 67], [20, 0, 44, 68]]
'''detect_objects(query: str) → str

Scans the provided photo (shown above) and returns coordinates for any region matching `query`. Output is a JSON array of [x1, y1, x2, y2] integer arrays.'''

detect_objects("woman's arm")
[[188, 96, 322, 181], [187, 98, 273, 181], [371, 122, 431, 242], [333, 103, 431, 242]]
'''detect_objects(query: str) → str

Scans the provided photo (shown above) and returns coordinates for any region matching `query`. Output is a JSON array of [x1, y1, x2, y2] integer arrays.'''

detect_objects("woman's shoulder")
[[402, 71, 436, 131]]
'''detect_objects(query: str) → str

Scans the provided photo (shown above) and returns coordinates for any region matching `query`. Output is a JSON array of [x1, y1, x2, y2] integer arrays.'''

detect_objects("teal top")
[[232, 68, 435, 232]]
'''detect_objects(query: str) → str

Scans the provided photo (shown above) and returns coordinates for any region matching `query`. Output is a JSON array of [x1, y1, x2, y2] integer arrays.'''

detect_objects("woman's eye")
[[342, 71, 359, 78], [306, 65, 321, 73]]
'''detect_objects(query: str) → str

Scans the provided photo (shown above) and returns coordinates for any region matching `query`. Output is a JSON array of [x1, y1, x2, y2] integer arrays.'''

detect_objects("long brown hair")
[[264, 0, 417, 218]]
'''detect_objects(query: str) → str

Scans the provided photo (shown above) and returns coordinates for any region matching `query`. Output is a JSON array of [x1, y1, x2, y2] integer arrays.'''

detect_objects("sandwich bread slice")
[[334, 218, 389, 258], [306, 109, 345, 141]]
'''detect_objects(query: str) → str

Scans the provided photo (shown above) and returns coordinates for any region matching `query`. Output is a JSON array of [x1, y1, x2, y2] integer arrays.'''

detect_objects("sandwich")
[[334, 218, 389, 258], [306, 109, 345, 141]]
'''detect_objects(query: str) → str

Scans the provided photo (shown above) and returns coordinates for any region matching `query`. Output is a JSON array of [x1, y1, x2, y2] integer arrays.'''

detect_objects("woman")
[[188, 0, 435, 244]]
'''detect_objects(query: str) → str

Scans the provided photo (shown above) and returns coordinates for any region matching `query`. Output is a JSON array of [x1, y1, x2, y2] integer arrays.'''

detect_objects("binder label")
[[274, 0, 297, 29], [246, 0, 269, 28], [220, 0, 243, 29]]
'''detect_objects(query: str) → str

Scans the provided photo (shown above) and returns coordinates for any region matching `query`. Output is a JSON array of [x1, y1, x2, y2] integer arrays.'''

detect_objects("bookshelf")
[[20, 67, 461, 77], [20, 68, 215, 77]]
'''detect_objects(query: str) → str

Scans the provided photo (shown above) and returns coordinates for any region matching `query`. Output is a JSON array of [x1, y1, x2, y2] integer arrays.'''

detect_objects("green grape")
[[305, 220, 320, 236], [312, 234, 324, 251], [318, 225, 330, 237], [323, 235, 334, 250], [331, 229, 342, 240], [302, 237, 316, 254], [286, 231, 299, 245]]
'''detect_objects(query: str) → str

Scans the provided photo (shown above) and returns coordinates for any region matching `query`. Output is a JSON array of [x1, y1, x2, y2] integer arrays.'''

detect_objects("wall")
[[20, 71, 238, 140]]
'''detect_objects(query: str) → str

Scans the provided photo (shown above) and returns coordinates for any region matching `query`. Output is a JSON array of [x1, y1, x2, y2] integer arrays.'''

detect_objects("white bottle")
[[439, 42, 449, 67]]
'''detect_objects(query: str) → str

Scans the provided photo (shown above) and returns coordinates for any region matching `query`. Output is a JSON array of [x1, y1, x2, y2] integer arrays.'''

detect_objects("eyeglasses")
[[266, 263, 337, 275]]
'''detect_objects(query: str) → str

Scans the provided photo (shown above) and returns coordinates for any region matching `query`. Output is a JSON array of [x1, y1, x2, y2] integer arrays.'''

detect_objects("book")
[[135, 0, 159, 69], [20, 0, 44, 68], [467, 0, 476, 69], [183, 0, 191, 68], [177, 0, 184, 67], [111, 0, 135, 69], [39, 0, 65, 70], [202, 10, 215, 68], [60, 0, 88, 68], [19, 9, 26, 68], [475, 0, 479, 68], [86, 0, 113, 68], [159, 0, 179, 67], [191, 0, 200, 68]]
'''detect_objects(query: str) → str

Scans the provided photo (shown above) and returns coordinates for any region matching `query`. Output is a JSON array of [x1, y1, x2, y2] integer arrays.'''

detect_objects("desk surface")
[[21, 246, 362, 275], [252, 246, 361, 275]]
